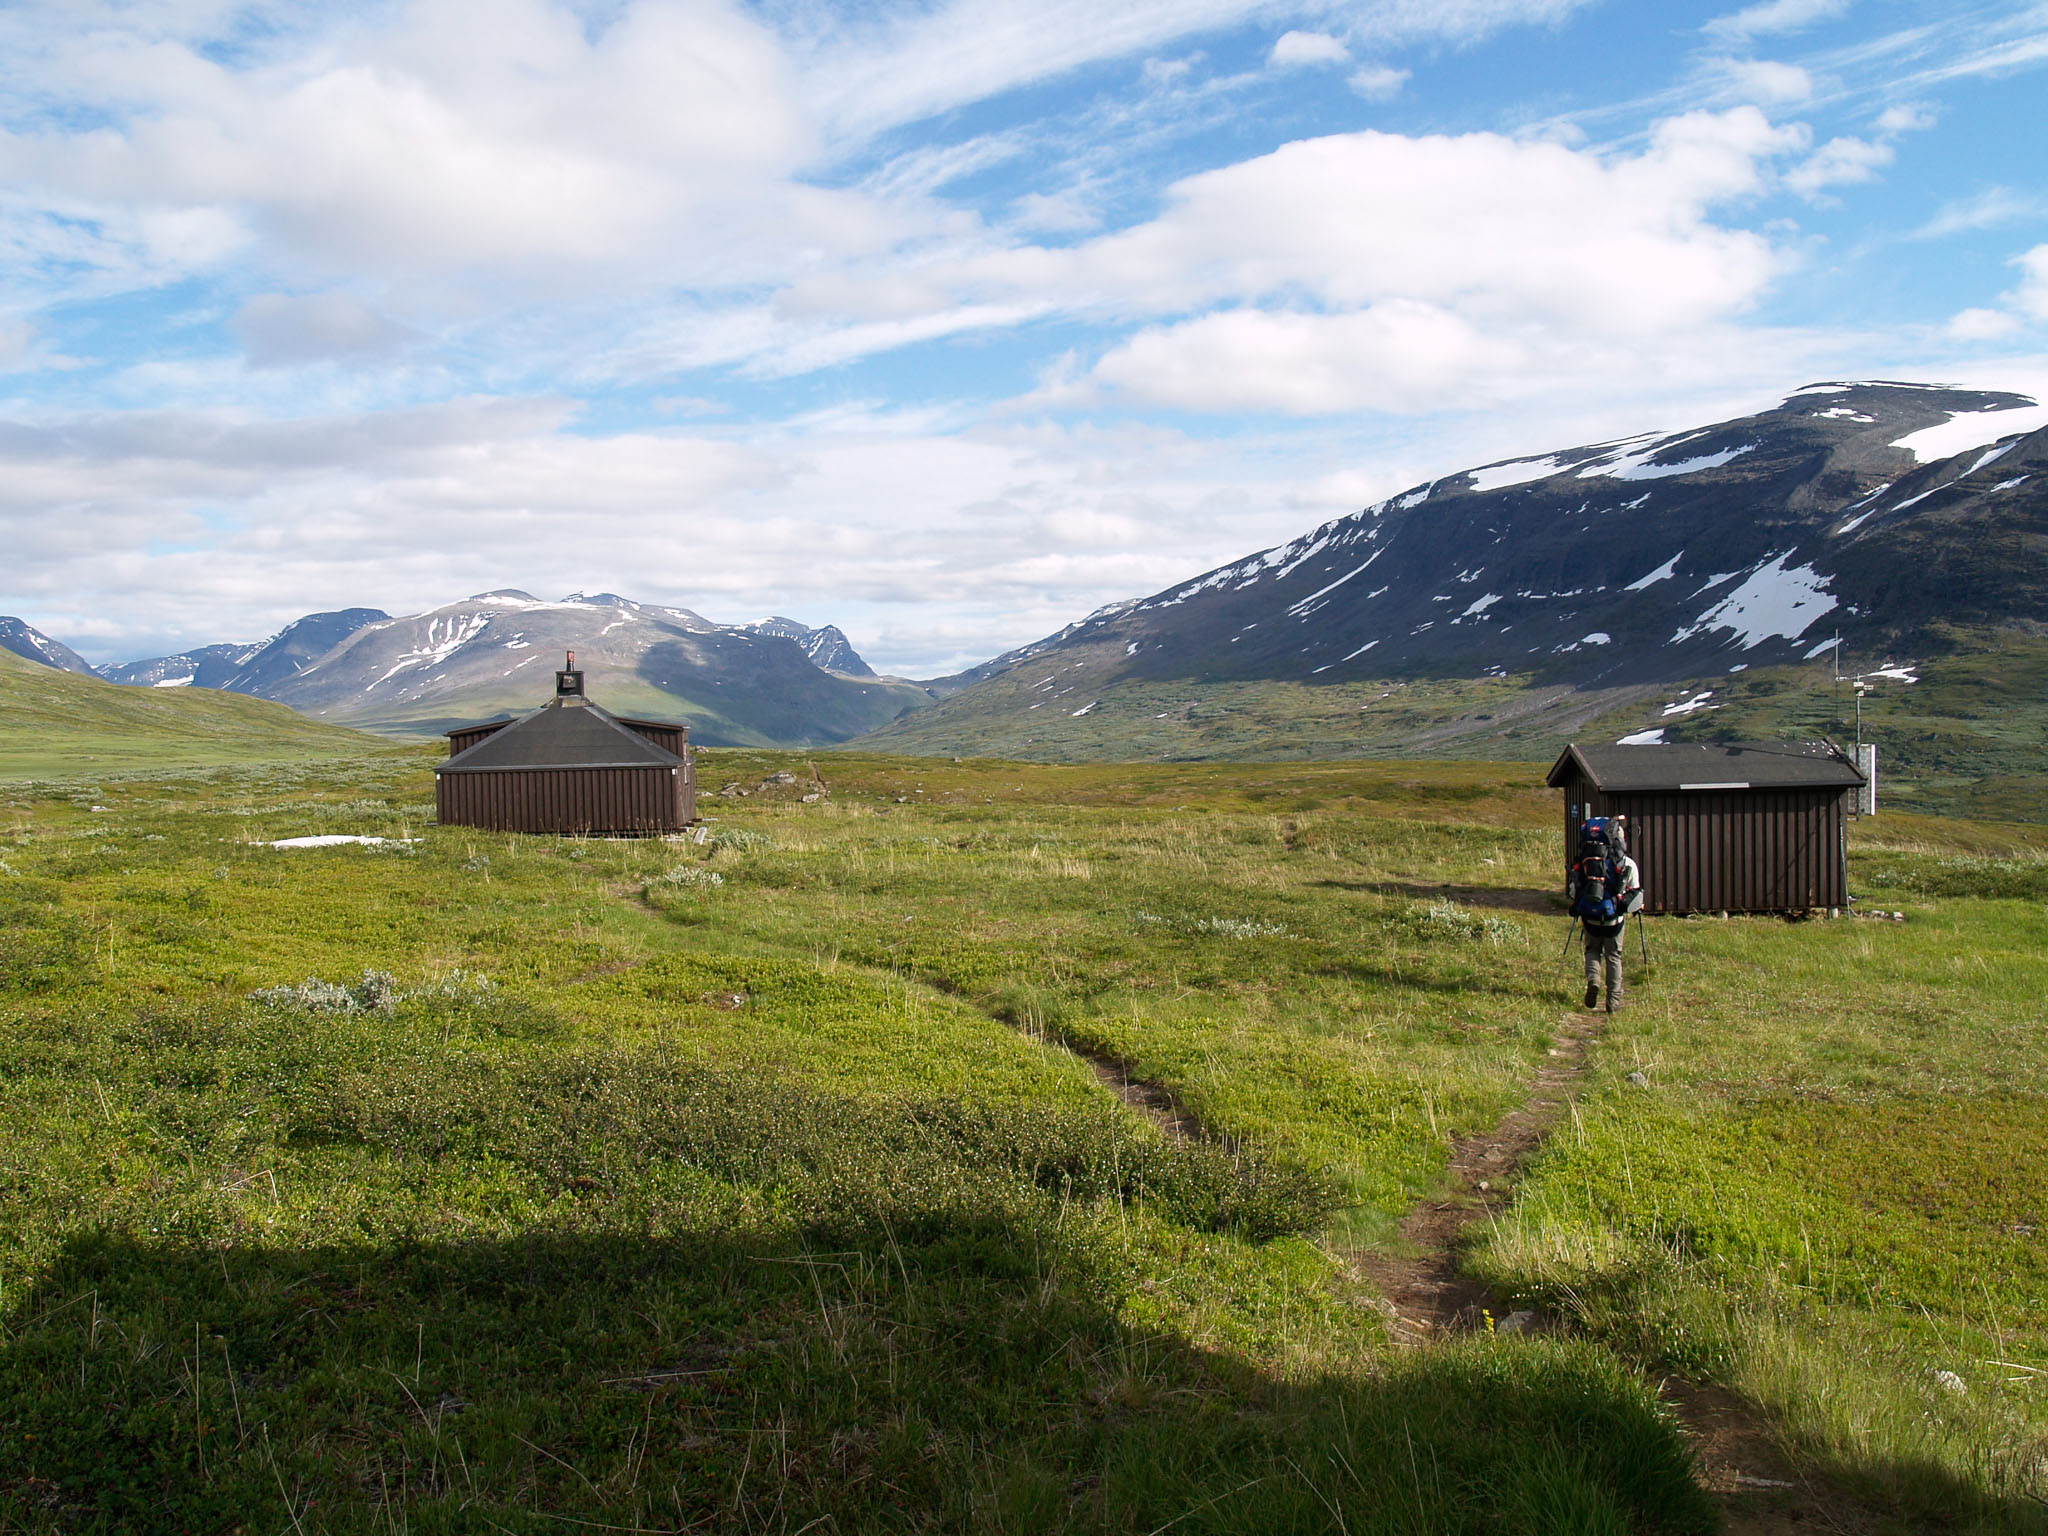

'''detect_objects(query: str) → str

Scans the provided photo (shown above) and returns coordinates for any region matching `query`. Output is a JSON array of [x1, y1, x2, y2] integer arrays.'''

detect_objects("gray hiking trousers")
[[1584, 925, 1624, 1002]]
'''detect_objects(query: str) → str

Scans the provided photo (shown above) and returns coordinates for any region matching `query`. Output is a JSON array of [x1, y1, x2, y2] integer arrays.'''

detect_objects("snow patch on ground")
[[1889, 401, 2048, 462], [152, 677, 194, 688], [1617, 728, 1667, 745], [1662, 691, 1717, 717], [1625, 553, 1682, 591], [1859, 665, 1919, 684], [1673, 554, 1837, 649], [1069, 701, 1097, 717], [1813, 407, 1875, 421], [1459, 593, 1501, 619], [1992, 475, 2030, 491], [268, 836, 415, 849]]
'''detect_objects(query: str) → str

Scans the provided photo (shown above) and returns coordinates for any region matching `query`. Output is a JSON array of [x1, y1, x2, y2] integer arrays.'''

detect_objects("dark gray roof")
[[438, 700, 684, 773], [1546, 740, 1864, 792]]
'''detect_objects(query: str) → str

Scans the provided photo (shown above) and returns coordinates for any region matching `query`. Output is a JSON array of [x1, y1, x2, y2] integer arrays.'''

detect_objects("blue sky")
[[1, 0, 2044, 673]]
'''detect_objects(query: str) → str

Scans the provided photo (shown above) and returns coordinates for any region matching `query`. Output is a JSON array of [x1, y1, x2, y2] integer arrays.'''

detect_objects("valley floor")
[[1, 750, 2042, 1532]]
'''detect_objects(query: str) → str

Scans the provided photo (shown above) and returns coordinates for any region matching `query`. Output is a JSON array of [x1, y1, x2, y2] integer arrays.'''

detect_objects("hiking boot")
[[1584, 983, 1600, 1009], [1605, 996, 1625, 1013]]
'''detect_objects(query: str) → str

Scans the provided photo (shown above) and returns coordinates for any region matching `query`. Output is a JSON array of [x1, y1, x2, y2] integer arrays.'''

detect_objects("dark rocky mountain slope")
[[864, 381, 2047, 763], [0, 617, 95, 676]]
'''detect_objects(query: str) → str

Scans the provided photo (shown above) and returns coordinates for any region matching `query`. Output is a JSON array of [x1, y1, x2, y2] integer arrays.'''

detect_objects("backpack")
[[1571, 818, 1629, 923]]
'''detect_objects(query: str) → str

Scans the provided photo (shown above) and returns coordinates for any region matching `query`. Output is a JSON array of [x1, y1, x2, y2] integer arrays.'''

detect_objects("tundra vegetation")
[[0, 740, 2043, 1533]]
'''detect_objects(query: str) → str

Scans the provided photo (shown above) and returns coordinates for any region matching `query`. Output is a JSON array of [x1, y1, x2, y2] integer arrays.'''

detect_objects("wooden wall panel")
[[1556, 772, 1848, 915], [435, 764, 694, 834]]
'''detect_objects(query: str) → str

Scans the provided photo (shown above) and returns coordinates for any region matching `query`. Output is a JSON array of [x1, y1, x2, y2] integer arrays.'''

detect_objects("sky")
[[2, 0, 2046, 675]]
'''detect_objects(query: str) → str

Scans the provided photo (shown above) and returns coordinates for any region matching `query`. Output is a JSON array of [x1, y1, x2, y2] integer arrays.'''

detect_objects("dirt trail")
[[1068, 1039, 1214, 1145], [1350, 1007, 1602, 1340], [1347, 1005, 1882, 1534]]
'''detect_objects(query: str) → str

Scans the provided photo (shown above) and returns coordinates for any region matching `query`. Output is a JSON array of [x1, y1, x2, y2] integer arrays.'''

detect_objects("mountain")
[[861, 381, 2048, 779], [741, 617, 877, 678], [101, 591, 927, 746], [0, 617, 95, 676]]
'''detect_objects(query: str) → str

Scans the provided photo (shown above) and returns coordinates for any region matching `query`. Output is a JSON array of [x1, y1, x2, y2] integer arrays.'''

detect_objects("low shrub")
[[1402, 898, 1526, 946]]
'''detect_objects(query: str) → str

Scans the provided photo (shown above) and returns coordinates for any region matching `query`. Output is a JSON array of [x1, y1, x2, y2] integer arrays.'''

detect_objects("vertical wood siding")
[[1559, 772, 1847, 914], [435, 765, 692, 834]]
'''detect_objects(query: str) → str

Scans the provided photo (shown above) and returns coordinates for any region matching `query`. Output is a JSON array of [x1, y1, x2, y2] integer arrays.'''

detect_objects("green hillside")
[[0, 648, 387, 778], [855, 628, 2048, 823]]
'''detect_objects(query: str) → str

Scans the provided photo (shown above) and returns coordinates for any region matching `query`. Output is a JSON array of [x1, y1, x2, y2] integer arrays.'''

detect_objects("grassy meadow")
[[0, 744, 2043, 1532]]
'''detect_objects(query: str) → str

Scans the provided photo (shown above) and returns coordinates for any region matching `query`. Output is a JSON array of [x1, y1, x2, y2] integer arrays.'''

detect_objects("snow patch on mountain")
[[1583, 442, 1754, 481], [1889, 400, 2048, 462], [1465, 455, 1569, 493], [367, 611, 495, 691], [1625, 553, 1682, 591], [1673, 554, 1836, 650]]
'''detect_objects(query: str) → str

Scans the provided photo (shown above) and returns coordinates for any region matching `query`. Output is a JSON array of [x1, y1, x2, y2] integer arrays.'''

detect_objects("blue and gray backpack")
[[1571, 818, 1629, 923]]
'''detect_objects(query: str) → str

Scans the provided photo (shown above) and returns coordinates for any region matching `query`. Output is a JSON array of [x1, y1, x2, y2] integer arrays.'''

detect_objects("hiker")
[[1568, 815, 1641, 1012]]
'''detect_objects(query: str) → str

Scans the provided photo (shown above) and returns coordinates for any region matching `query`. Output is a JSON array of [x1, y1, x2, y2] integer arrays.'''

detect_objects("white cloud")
[[1348, 63, 1411, 99], [802, 0, 1595, 138], [1909, 186, 2037, 240], [1875, 102, 1937, 135], [1270, 30, 1350, 67], [1715, 57, 1813, 102], [0, 397, 1337, 672], [1946, 307, 2020, 341], [232, 292, 421, 367], [0, 0, 830, 292], [1784, 133, 1893, 196], [1704, 0, 1850, 43], [2013, 244, 2048, 322], [0, 319, 34, 370], [1092, 303, 1526, 413]]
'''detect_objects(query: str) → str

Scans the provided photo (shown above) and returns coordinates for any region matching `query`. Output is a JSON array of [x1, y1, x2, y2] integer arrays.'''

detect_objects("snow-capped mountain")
[[741, 617, 876, 678], [94, 592, 922, 746], [868, 381, 2048, 749], [0, 617, 95, 676]]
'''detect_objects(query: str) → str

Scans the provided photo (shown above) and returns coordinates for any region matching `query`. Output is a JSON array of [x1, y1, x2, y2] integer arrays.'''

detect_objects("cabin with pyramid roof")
[[435, 655, 696, 834]]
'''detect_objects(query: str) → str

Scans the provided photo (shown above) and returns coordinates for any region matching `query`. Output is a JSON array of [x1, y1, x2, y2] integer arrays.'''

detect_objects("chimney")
[[556, 649, 585, 701]]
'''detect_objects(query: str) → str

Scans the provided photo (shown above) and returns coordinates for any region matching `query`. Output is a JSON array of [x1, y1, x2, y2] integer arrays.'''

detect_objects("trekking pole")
[[1559, 915, 1579, 961], [1638, 917, 1651, 967]]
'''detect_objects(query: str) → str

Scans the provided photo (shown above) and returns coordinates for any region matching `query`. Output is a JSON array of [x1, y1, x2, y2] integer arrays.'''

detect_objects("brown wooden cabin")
[[435, 659, 695, 835], [1545, 741, 1865, 915]]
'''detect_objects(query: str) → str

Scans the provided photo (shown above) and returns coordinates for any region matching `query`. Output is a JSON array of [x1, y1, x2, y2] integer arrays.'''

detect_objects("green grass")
[[0, 649, 383, 779], [1, 743, 2043, 1529]]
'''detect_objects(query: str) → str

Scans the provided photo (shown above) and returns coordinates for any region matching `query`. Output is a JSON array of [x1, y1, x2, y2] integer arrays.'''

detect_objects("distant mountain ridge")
[[7, 594, 927, 748], [863, 381, 2048, 758], [0, 617, 95, 676]]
